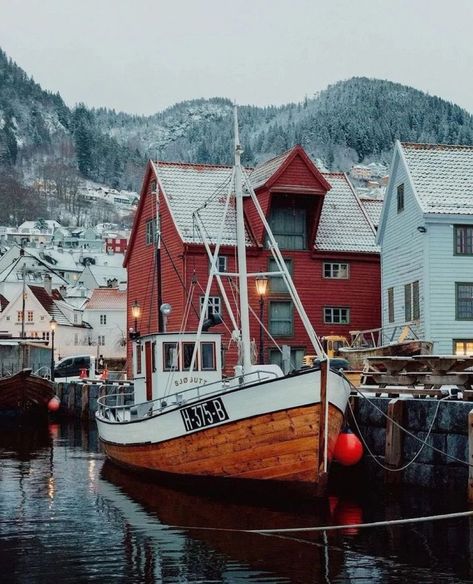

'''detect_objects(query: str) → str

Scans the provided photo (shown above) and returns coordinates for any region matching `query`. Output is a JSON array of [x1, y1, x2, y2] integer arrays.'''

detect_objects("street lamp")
[[131, 300, 141, 339], [255, 274, 269, 365], [50, 317, 57, 381]]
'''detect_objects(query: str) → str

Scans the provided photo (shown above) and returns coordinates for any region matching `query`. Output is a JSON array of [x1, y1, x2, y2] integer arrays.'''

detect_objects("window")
[[100, 314, 107, 325], [387, 287, 394, 323], [454, 340, 473, 356], [150, 179, 157, 193], [269, 206, 307, 250], [456, 283, 473, 320], [146, 219, 156, 245], [268, 258, 292, 294], [323, 262, 349, 279], [201, 342, 216, 370], [98, 335, 105, 346], [27, 310, 34, 322], [269, 347, 305, 371], [200, 296, 221, 319], [182, 342, 197, 371], [74, 333, 79, 346], [397, 183, 404, 213], [269, 301, 293, 337], [42, 331, 50, 341], [454, 225, 473, 255], [17, 311, 23, 323], [413, 281, 420, 320], [324, 307, 350, 324], [136, 344, 142, 374], [163, 342, 179, 371], [404, 283, 412, 321]]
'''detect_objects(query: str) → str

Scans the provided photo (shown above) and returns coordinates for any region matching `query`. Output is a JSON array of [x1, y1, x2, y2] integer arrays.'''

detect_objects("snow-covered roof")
[[85, 288, 126, 310], [315, 173, 378, 253], [250, 150, 292, 190], [155, 161, 251, 245], [360, 197, 384, 229], [401, 142, 473, 215], [28, 285, 70, 325], [83, 265, 127, 286]]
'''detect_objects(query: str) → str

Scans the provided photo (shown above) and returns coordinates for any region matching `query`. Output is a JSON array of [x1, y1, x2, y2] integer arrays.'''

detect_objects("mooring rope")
[[343, 373, 473, 468]]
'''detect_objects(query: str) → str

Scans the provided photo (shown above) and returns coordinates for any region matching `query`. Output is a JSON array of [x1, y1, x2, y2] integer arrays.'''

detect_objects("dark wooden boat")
[[0, 369, 56, 417]]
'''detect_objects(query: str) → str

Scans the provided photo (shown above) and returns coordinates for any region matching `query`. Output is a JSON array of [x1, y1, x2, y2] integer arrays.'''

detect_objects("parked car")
[[54, 355, 97, 380]]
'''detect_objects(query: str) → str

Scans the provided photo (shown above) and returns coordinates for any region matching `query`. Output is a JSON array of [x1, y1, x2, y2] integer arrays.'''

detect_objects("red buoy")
[[48, 396, 61, 412], [333, 428, 363, 466]]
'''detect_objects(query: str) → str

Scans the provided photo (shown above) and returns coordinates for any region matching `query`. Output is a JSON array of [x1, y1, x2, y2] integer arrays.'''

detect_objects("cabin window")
[[201, 342, 216, 371], [182, 342, 198, 371], [268, 258, 292, 294], [200, 296, 221, 318], [146, 219, 156, 245], [323, 262, 349, 279], [136, 344, 142, 374], [152, 341, 157, 372], [456, 283, 473, 320], [100, 314, 107, 325], [387, 288, 395, 323], [324, 307, 350, 324], [397, 183, 405, 213], [454, 225, 473, 255], [454, 340, 473, 356], [269, 347, 305, 371], [269, 301, 293, 337], [163, 342, 179, 371], [268, 206, 307, 250]]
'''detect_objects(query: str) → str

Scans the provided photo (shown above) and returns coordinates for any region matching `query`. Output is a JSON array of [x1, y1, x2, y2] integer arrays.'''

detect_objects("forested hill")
[[1, 46, 473, 197]]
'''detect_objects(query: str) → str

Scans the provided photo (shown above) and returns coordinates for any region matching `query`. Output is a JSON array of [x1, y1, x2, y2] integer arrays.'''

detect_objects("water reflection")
[[0, 422, 473, 583]]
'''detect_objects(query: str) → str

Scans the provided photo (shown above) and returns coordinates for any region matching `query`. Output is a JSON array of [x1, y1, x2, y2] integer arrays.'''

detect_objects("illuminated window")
[[454, 340, 473, 356]]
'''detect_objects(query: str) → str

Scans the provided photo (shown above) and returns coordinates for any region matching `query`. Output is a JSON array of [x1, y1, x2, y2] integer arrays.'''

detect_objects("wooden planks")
[[102, 403, 344, 485]]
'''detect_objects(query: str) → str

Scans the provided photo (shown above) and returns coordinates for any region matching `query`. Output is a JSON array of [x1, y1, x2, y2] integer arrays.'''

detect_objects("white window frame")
[[323, 262, 349, 279], [324, 307, 350, 324], [200, 296, 221, 318], [100, 314, 107, 325]]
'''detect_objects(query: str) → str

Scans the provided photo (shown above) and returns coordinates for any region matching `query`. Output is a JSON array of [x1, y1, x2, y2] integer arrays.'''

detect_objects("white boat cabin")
[[133, 332, 223, 404]]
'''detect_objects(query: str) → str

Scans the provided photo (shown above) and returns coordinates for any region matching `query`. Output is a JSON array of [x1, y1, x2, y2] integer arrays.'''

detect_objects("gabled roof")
[[315, 173, 378, 253], [400, 142, 473, 215], [154, 161, 252, 245], [82, 265, 127, 287], [28, 285, 70, 325], [360, 197, 384, 229], [250, 145, 331, 192], [85, 288, 126, 310]]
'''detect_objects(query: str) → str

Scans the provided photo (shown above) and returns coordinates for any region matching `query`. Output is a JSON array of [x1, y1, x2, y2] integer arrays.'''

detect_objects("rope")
[[343, 373, 473, 468], [153, 508, 473, 536]]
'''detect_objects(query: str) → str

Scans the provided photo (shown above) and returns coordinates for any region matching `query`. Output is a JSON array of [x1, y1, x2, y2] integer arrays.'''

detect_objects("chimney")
[[44, 274, 52, 296]]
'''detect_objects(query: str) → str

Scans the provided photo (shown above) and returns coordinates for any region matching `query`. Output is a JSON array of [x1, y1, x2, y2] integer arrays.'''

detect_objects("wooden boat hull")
[[0, 369, 56, 416], [339, 340, 433, 369], [97, 367, 350, 492]]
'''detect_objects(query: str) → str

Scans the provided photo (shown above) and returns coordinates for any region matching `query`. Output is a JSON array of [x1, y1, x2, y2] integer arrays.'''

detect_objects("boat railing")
[[96, 368, 279, 423]]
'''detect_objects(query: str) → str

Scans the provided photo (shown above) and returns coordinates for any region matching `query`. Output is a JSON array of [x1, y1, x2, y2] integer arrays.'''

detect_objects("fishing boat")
[[0, 368, 56, 418], [96, 109, 351, 496]]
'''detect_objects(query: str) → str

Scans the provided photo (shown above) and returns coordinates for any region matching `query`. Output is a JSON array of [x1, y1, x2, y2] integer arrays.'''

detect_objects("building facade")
[[125, 145, 381, 375]]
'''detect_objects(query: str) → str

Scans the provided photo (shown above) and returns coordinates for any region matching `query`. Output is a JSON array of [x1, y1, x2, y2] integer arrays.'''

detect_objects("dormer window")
[[397, 184, 405, 213], [269, 204, 307, 250]]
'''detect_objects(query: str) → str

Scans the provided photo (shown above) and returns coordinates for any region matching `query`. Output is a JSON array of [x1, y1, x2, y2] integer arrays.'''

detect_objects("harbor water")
[[1, 421, 473, 583]]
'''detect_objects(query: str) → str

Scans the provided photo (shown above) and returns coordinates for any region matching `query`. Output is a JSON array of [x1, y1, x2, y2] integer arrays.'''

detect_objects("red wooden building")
[[124, 145, 380, 374]]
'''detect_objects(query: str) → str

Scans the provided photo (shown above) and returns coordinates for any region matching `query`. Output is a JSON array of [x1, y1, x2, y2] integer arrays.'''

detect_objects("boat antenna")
[[233, 106, 252, 373]]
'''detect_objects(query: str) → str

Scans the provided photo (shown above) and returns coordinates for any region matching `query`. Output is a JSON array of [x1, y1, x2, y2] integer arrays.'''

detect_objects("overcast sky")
[[0, 0, 472, 116]]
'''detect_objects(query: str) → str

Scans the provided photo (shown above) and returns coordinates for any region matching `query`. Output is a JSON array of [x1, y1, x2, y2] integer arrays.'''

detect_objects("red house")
[[124, 145, 380, 375]]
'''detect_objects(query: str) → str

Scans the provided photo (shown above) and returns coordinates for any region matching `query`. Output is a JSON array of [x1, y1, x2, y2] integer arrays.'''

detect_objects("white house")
[[377, 141, 473, 354], [83, 287, 127, 360], [0, 283, 92, 361]]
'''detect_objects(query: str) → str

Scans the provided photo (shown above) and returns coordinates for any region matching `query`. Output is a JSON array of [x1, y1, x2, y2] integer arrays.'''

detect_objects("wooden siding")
[[379, 151, 426, 337], [101, 403, 344, 484]]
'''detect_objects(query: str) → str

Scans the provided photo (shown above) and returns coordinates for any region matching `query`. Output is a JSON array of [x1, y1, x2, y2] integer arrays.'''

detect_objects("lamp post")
[[131, 300, 141, 339], [255, 275, 268, 364], [50, 317, 57, 381]]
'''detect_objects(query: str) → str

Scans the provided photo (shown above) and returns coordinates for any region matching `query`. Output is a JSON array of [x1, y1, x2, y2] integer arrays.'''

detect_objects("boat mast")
[[234, 108, 252, 373]]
